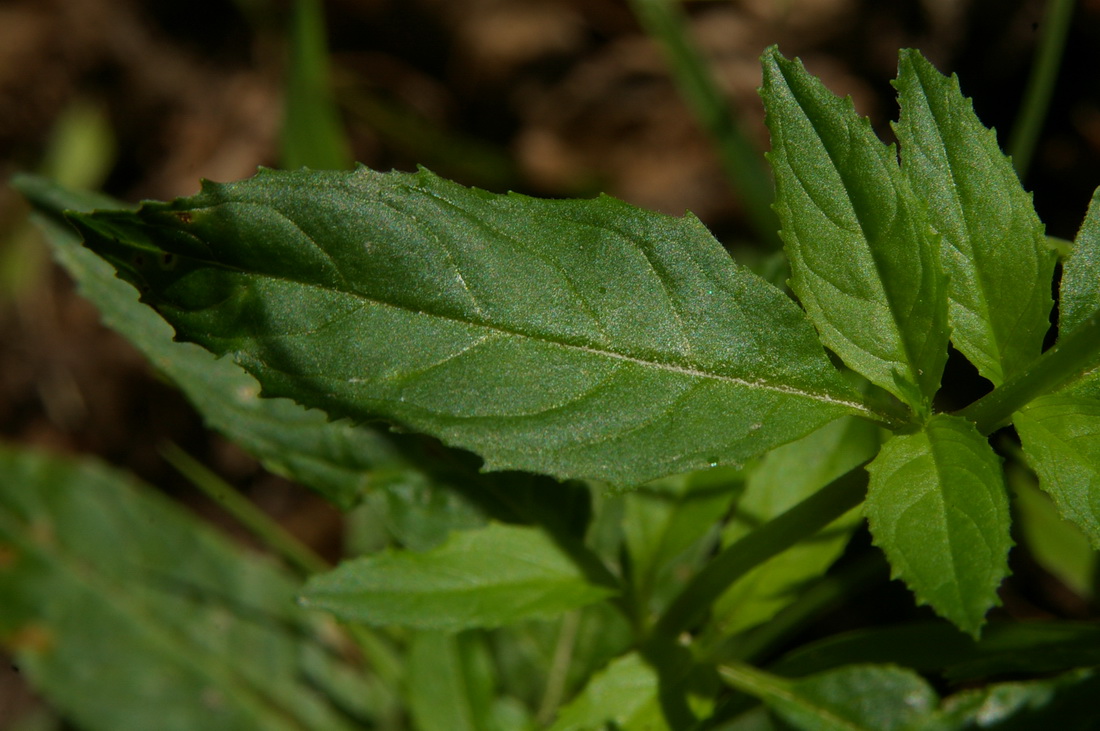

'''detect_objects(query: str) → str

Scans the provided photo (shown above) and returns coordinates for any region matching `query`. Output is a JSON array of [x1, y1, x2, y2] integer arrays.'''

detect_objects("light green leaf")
[[548, 652, 667, 731], [894, 49, 1054, 386], [1014, 394, 1100, 548], [713, 416, 879, 636], [762, 46, 948, 410], [0, 447, 361, 731], [13, 173, 395, 509], [67, 166, 877, 487], [865, 414, 1011, 636], [719, 662, 939, 731], [300, 522, 617, 630], [406, 631, 501, 731]]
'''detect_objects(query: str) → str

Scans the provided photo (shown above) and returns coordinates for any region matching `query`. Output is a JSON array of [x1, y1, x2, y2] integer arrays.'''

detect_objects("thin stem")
[[650, 467, 869, 641], [1008, 0, 1074, 177], [160, 441, 330, 576], [536, 610, 582, 725], [628, 0, 781, 249], [957, 312, 1100, 434]]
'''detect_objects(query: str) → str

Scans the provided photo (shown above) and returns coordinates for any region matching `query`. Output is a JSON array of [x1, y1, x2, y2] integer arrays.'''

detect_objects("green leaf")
[[0, 447, 361, 731], [406, 631, 501, 731], [548, 652, 668, 731], [712, 417, 879, 636], [719, 662, 939, 731], [68, 165, 876, 487], [935, 668, 1100, 730], [13, 173, 395, 509], [894, 49, 1054, 386], [761, 46, 948, 410], [1059, 187, 1100, 337], [865, 414, 1011, 636], [623, 466, 743, 611], [300, 522, 617, 630], [280, 0, 352, 170], [1014, 394, 1100, 548]]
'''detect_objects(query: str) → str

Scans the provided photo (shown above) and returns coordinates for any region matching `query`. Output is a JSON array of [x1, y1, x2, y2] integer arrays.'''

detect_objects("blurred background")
[[3, 0, 1100, 723]]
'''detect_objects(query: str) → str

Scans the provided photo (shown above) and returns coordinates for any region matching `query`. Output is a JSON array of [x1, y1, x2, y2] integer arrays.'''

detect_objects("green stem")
[[536, 610, 582, 725], [650, 467, 868, 640], [628, 0, 781, 249], [160, 441, 330, 576], [957, 312, 1100, 433], [1008, 0, 1074, 177]]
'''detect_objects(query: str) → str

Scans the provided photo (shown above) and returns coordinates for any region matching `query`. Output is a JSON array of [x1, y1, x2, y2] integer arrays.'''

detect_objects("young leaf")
[[1059, 187, 1100, 337], [0, 447, 363, 731], [865, 414, 1011, 636], [718, 662, 939, 731], [894, 49, 1054, 386], [67, 166, 877, 487], [761, 46, 948, 410], [406, 631, 501, 731], [299, 522, 617, 630], [1014, 394, 1100, 548]]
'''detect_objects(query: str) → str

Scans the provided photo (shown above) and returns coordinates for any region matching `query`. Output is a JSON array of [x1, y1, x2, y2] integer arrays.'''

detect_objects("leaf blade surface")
[[865, 414, 1011, 636], [70, 166, 873, 486], [894, 49, 1054, 385], [761, 46, 948, 409]]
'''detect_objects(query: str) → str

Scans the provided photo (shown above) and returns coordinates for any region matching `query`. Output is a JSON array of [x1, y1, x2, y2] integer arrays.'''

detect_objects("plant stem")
[[650, 466, 868, 641], [536, 610, 582, 725], [628, 0, 781, 249], [160, 441, 330, 576], [957, 312, 1100, 433], [1008, 0, 1074, 178]]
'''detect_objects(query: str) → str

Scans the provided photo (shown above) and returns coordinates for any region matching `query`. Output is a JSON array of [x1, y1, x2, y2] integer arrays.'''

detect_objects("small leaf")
[[548, 652, 667, 731], [894, 49, 1054, 386], [67, 166, 879, 487], [300, 522, 617, 630], [719, 662, 939, 731], [761, 46, 948, 410], [1014, 394, 1100, 548], [865, 414, 1011, 636], [1059, 186, 1100, 337], [0, 447, 361, 731]]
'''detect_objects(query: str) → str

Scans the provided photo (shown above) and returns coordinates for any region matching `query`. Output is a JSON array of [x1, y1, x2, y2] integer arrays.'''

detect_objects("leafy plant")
[[7, 45, 1100, 729]]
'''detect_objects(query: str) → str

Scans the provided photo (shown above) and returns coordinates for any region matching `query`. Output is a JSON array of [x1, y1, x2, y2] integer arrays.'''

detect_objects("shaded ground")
[[3, 0, 1100, 724]]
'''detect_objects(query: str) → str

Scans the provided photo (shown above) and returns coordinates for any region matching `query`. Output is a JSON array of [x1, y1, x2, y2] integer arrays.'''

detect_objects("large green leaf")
[[761, 46, 948, 410], [865, 414, 1011, 636], [894, 50, 1054, 386], [300, 522, 617, 630], [1014, 394, 1100, 548], [719, 662, 939, 731], [0, 447, 362, 731], [66, 166, 880, 487], [712, 416, 879, 637]]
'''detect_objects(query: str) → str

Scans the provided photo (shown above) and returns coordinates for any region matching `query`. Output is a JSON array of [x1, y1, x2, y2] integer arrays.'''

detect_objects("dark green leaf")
[[68, 166, 878, 487], [719, 662, 938, 731], [865, 414, 1011, 636], [935, 668, 1100, 730], [1014, 394, 1100, 548], [14, 173, 395, 509], [0, 447, 361, 731], [894, 49, 1054, 386], [761, 46, 948, 410], [300, 522, 617, 630]]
